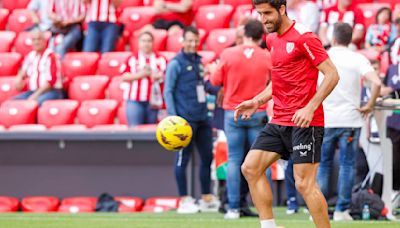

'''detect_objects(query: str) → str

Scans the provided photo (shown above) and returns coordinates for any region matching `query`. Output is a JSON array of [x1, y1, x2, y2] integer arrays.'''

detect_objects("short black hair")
[[333, 23, 352, 46], [183, 26, 199, 38], [252, 0, 286, 11], [375, 7, 391, 24], [244, 19, 265, 41]]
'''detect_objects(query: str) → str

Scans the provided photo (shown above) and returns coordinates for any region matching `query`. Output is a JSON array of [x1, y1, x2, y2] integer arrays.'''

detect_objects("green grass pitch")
[[0, 207, 398, 228]]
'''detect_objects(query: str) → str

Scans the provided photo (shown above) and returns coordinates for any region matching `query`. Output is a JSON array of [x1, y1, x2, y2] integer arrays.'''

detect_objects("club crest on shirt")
[[286, 42, 295, 53]]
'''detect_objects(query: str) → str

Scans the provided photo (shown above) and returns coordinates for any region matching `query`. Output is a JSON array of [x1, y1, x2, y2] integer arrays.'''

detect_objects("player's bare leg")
[[293, 163, 330, 228], [241, 150, 280, 221]]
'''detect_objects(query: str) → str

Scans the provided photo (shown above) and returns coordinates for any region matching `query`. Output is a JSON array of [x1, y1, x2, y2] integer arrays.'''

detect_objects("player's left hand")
[[358, 104, 373, 119], [292, 106, 314, 128]]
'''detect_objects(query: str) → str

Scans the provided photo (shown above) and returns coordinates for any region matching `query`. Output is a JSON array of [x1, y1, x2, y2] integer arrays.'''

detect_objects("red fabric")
[[321, 3, 364, 29], [266, 22, 328, 127], [155, 0, 193, 26], [210, 45, 271, 111]]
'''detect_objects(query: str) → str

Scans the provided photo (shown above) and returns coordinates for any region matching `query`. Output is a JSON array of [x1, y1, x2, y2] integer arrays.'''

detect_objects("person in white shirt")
[[317, 22, 381, 221], [14, 29, 64, 106]]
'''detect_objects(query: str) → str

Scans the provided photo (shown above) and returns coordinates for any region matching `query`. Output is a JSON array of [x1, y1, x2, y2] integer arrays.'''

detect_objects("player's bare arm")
[[291, 58, 339, 128], [234, 82, 272, 121], [358, 71, 381, 117]]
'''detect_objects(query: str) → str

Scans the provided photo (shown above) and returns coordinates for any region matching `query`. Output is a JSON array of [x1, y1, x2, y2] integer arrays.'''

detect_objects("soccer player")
[[234, 1, 339, 227]]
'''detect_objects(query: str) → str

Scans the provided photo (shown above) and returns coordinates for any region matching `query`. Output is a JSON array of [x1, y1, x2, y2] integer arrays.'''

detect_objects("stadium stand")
[[205, 28, 236, 55], [166, 28, 207, 52], [0, 52, 23, 76], [68, 76, 110, 102], [0, 100, 38, 128], [21, 196, 60, 212], [107, 76, 126, 103], [357, 3, 392, 29], [2, 0, 30, 12], [120, 6, 156, 35], [0, 77, 23, 104], [0, 31, 16, 52], [98, 52, 132, 78], [194, 4, 234, 33], [0, 9, 9, 30], [37, 100, 80, 128], [14, 31, 51, 56], [62, 52, 100, 80], [77, 99, 119, 128], [0, 197, 19, 212], [7, 9, 33, 33]]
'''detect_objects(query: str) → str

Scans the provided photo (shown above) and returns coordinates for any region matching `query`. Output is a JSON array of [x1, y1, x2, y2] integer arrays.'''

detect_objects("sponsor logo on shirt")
[[286, 42, 295, 53], [303, 43, 315, 60]]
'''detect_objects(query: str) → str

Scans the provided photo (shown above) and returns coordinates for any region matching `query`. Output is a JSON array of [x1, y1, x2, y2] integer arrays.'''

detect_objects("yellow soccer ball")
[[156, 116, 193, 151]]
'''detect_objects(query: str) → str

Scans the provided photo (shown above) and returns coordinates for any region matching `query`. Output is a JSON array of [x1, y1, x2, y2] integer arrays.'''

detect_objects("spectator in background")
[[27, 0, 52, 31], [319, 0, 364, 48], [13, 29, 64, 106], [209, 20, 271, 219], [287, 0, 320, 34], [83, 0, 121, 53], [365, 7, 397, 54], [122, 32, 167, 127], [390, 18, 400, 64], [48, 0, 86, 59], [380, 62, 400, 209], [317, 23, 381, 221], [164, 26, 220, 214], [152, 0, 193, 33]]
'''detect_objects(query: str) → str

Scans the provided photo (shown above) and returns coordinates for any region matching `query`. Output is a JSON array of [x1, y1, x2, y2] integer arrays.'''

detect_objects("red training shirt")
[[266, 21, 328, 127], [210, 44, 271, 111]]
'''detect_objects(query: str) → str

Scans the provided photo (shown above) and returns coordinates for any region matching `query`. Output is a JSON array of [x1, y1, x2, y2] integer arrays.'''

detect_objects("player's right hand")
[[234, 99, 259, 121]]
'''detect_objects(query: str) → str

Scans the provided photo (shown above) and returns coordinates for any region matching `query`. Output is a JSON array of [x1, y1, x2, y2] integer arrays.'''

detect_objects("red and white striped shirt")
[[86, 0, 120, 23], [49, 0, 86, 21], [22, 49, 63, 91], [122, 52, 166, 102]]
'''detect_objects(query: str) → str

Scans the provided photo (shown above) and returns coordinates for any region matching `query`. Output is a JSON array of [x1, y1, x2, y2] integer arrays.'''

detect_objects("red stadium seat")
[[117, 102, 128, 125], [59, 197, 97, 213], [0, 196, 19, 212], [50, 124, 87, 131], [62, 52, 100, 80], [166, 29, 207, 52], [68, 76, 110, 102], [14, 31, 51, 56], [38, 100, 79, 128], [0, 52, 23, 76], [98, 52, 132, 78], [115, 197, 144, 212], [224, 0, 252, 8], [192, 0, 219, 12], [21, 196, 60, 212], [91, 124, 128, 131], [232, 4, 253, 27], [130, 29, 167, 53], [114, 36, 126, 52], [0, 77, 22, 104], [120, 6, 156, 34], [0, 100, 38, 128], [7, 9, 33, 33], [357, 3, 391, 29], [77, 100, 118, 128], [120, 0, 144, 9], [205, 28, 236, 56], [198, 50, 217, 65], [158, 51, 177, 62], [3, 0, 30, 11], [108, 76, 126, 103], [0, 9, 10, 30], [8, 124, 47, 131], [194, 5, 234, 33], [0, 31, 16, 52], [145, 197, 180, 209]]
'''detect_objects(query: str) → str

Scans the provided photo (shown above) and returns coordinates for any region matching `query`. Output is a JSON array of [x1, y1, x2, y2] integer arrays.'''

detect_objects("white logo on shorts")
[[299, 151, 308, 157]]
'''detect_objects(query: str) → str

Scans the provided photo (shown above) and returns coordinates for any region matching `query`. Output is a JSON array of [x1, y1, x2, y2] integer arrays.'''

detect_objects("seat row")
[[0, 196, 180, 213]]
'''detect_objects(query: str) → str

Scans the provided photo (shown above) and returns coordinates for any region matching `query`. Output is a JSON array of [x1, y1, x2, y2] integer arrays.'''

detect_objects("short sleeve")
[[298, 33, 329, 67], [357, 54, 374, 77]]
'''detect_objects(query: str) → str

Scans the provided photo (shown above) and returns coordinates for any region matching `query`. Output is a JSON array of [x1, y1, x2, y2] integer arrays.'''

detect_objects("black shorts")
[[251, 124, 324, 164]]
